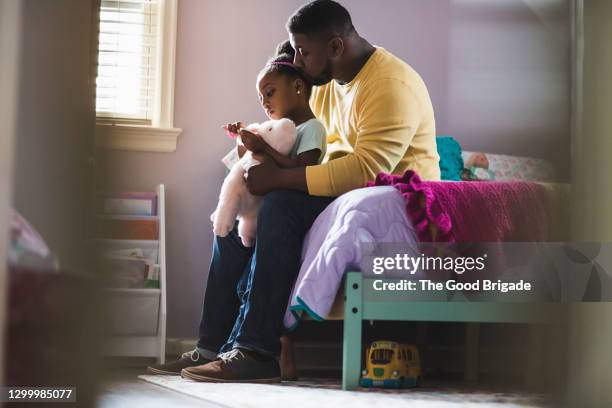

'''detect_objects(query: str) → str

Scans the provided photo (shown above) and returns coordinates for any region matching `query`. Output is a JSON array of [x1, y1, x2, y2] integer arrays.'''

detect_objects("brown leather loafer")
[[181, 348, 280, 383], [146, 349, 212, 375]]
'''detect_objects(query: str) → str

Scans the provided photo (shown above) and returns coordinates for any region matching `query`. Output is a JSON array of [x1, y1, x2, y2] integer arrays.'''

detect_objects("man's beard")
[[304, 62, 333, 86]]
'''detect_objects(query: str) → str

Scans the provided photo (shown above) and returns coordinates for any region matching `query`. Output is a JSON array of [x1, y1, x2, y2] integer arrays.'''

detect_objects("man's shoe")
[[181, 348, 280, 383], [146, 349, 212, 375]]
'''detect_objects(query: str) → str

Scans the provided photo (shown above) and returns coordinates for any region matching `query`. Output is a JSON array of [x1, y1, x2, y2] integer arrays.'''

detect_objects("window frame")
[[94, 0, 182, 153]]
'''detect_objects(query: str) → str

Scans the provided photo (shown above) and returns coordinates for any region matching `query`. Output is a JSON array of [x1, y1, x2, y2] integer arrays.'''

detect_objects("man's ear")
[[328, 36, 344, 58]]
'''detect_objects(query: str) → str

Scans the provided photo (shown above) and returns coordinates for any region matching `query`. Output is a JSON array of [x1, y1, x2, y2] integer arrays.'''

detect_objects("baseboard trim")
[[165, 337, 198, 357]]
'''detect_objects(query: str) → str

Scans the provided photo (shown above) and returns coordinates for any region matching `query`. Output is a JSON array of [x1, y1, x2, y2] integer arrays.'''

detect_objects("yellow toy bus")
[[360, 341, 422, 388]]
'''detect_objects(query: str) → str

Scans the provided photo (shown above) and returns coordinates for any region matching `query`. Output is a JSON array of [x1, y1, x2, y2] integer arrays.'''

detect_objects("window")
[[94, 0, 181, 152], [370, 349, 394, 365], [97, 0, 158, 124]]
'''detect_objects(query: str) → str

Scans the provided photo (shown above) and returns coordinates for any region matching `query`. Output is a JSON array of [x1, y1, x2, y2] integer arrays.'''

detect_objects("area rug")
[[138, 375, 550, 408]]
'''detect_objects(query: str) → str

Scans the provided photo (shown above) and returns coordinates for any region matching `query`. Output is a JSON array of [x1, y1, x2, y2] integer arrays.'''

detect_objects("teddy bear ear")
[[277, 118, 295, 126], [258, 120, 272, 129], [245, 122, 260, 132], [277, 117, 296, 132]]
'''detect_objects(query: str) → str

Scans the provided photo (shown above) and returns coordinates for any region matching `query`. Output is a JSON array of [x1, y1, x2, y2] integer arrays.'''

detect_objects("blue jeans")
[[197, 190, 335, 356]]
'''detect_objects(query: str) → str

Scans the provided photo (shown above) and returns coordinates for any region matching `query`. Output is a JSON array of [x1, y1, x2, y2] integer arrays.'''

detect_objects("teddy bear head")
[[245, 118, 297, 156]]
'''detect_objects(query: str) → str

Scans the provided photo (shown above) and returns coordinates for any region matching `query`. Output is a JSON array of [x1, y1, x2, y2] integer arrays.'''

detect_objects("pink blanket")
[[368, 171, 552, 242]]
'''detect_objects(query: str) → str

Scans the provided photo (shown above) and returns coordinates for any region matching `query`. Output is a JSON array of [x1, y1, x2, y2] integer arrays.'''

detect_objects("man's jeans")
[[197, 189, 335, 356]]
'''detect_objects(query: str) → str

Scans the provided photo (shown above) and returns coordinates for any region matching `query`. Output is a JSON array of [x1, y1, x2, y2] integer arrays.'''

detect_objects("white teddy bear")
[[211, 118, 297, 247]]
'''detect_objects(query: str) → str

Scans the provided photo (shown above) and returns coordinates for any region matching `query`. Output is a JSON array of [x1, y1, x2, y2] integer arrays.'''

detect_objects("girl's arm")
[[240, 130, 320, 167], [240, 129, 322, 167], [262, 146, 321, 168]]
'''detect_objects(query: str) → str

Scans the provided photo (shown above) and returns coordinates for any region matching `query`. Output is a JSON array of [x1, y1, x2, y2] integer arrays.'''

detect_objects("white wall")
[[448, 0, 571, 178]]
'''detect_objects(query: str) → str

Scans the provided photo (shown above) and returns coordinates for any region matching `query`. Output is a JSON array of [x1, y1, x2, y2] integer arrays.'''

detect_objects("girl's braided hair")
[[258, 40, 312, 98]]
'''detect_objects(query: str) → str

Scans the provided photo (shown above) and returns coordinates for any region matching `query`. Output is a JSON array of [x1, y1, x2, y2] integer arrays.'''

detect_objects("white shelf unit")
[[95, 184, 167, 363]]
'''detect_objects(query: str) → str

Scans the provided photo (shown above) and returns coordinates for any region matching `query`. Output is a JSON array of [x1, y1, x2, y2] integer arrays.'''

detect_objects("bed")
[[286, 151, 571, 390]]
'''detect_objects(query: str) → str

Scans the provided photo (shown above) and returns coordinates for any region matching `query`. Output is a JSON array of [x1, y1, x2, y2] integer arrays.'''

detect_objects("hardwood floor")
[[96, 359, 553, 408]]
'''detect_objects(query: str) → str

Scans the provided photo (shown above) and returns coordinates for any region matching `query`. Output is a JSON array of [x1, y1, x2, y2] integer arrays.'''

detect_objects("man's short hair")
[[286, 0, 355, 40]]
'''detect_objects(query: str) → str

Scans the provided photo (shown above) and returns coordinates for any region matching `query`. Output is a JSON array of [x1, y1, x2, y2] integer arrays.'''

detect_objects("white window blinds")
[[96, 0, 159, 124]]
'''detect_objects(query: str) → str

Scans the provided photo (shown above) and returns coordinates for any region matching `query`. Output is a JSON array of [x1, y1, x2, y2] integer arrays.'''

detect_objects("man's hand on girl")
[[246, 154, 280, 195], [240, 129, 268, 153]]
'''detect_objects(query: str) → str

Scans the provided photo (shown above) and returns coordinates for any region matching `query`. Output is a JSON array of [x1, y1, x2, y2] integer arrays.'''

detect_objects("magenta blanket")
[[368, 171, 552, 242]]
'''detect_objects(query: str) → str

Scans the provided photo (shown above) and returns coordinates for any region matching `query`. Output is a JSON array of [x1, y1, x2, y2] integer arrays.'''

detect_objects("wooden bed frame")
[[338, 272, 564, 390]]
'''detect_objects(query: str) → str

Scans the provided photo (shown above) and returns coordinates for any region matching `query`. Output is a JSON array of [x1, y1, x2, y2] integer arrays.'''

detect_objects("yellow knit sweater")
[[306, 47, 440, 196]]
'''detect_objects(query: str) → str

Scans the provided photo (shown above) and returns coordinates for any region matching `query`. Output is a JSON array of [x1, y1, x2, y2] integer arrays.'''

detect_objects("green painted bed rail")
[[341, 271, 563, 390]]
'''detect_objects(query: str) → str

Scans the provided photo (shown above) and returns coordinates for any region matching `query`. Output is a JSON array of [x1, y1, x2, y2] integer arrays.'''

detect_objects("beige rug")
[[138, 375, 550, 408]]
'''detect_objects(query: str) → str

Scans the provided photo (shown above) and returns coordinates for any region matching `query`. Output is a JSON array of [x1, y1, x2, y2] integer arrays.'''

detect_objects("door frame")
[[0, 0, 23, 386]]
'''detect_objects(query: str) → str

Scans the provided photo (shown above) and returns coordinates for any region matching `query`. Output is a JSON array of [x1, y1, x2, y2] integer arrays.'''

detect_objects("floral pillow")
[[462, 151, 555, 182]]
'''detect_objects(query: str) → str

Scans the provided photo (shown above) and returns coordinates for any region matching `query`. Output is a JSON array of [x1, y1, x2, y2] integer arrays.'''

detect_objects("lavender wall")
[[99, 0, 570, 338], [447, 0, 570, 175]]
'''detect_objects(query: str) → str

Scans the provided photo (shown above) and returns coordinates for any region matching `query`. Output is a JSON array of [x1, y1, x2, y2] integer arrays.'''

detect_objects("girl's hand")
[[237, 144, 247, 158], [240, 129, 268, 153], [223, 121, 245, 137]]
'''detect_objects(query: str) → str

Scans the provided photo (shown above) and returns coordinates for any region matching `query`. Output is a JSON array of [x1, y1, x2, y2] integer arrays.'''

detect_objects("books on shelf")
[[92, 189, 162, 289], [100, 192, 157, 216], [95, 246, 160, 289], [94, 184, 166, 362], [145, 264, 160, 289], [94, 217, 158, 240]]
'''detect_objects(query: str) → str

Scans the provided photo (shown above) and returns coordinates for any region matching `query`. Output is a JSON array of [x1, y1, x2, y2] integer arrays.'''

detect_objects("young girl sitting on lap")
[[225, 40, 327, 169], [223, 41, 327, 381]]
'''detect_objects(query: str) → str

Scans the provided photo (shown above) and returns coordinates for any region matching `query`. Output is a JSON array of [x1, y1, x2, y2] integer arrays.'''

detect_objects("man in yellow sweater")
[[150, 0, 439, 383], [247, 3, 440, 196], [305, 41, 440, 194]]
